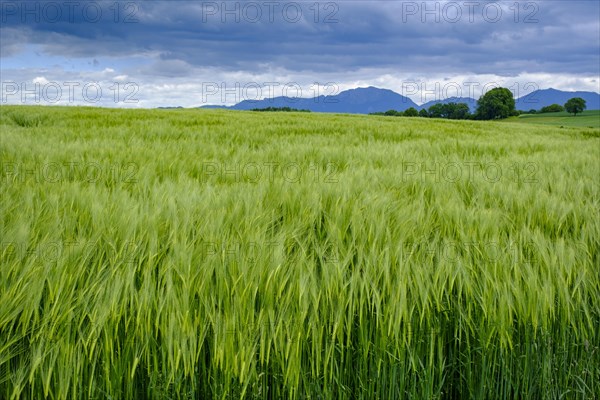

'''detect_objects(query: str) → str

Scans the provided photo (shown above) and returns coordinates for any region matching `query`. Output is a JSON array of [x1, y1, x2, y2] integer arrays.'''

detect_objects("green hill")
[[506, 109, 600, 128]]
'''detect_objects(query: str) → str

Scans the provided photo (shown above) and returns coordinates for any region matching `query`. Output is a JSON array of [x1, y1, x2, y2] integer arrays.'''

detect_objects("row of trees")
[[517, 98, 587, 116], [370, 108, 419, 117], [540, 104, 564, 113], [371, 88, 588, 120], [370, 102, 472, 119], [250, 107, 311, 112]]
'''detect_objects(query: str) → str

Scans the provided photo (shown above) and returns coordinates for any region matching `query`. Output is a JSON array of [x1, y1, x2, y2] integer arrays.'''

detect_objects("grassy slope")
[[506, 109, 600, 128], [1, 106, 599, 399]]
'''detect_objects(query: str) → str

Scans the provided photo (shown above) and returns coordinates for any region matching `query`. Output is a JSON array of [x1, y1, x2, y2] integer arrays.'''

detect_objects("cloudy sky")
[[1, 0, 599, 107]]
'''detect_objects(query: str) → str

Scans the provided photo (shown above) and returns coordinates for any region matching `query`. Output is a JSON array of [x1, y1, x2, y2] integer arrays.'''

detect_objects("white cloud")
[[32, 76, 49, 85], [2, 65, 598, 108]]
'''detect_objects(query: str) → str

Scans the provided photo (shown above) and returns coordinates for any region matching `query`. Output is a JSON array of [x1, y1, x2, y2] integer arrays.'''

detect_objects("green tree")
[[427, 103, 445, 118], [539, 104, 564, 113], [384, 109, 402, 116], [448, 103, 471, 119], [404, 107, 418, 117], [564, 97, 586, 116], [418, 108, 429, 118], [426, 102, 471, 119], [475, 87, 516, 120]]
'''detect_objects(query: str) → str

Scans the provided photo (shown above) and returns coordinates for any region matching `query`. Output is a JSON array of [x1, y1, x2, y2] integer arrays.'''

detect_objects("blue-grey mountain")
[[515, 88, 600, 111], [191, 87, 599, 114], [200, 87, 418, 113]]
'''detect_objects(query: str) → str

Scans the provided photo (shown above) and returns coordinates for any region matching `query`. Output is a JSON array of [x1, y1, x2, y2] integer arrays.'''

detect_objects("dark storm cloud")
[[1, 0, 599, 75]]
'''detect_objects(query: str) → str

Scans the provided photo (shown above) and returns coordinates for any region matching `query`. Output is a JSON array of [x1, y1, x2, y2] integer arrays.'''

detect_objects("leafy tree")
[[251, 107, 310, 112], [426, 102, 471, 120], [427, 103, 445, 118], [448, 103, 471, 119], [564, 97, 586, 116], [475, 87, 516, 120], [384, 109, 403, 116], [418, 109, 429, 118], [539, 104, 564, 113], [404, 107, 419, 117]]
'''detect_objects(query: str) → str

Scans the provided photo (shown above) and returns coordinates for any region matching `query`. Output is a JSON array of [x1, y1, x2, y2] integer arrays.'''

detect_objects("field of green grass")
[[507, 109, 600, 128], [1, 106, 599, 399]]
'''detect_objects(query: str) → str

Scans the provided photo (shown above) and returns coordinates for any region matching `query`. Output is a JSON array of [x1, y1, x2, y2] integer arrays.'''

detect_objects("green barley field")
[[506, 110, 600, 128], [1, 106, 599, 399]]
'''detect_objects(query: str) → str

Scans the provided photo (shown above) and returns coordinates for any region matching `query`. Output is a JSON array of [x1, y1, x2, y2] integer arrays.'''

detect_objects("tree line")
[[371, 88, 587, 120], [250, 107, 311, 112]]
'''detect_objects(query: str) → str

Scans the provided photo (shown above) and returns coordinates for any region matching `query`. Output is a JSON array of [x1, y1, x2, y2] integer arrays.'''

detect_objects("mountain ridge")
[[189, 86, 600, 114]]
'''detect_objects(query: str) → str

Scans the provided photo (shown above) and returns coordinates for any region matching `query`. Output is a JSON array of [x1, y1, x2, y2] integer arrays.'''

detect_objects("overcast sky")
[[1, 0, 599, 107]]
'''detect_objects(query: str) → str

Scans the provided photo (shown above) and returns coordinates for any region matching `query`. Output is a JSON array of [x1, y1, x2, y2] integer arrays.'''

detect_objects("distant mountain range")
[[189, 86, 600, 114], [514, 88, 600, 111], [206, 87, 419, 114]]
